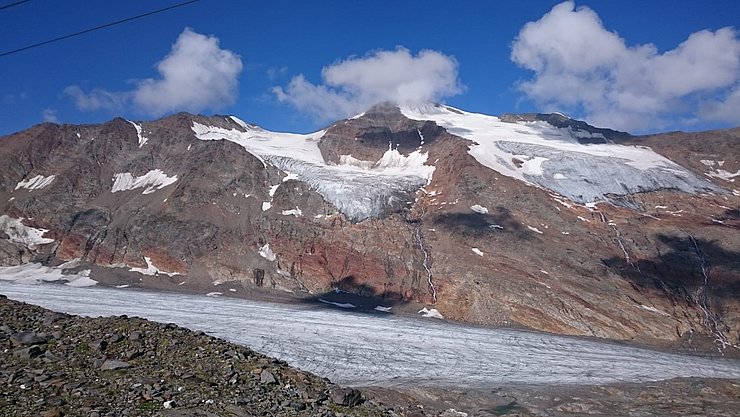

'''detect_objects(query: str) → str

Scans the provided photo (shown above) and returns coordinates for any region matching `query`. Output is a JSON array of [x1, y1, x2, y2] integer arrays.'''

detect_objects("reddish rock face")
[[0, 106, 737, 349]]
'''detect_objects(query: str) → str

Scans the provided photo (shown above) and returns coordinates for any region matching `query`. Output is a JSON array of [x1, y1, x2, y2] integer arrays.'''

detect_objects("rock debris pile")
[[0, 294, 396, 417]]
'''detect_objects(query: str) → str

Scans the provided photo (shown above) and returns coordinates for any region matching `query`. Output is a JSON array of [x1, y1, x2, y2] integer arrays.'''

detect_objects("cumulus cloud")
[[511, 1, 740, 131], [65, 28, 242, 116], [274, 47, 462, 121], [41, 108, 59, 123], [63, 86, 127, 112]]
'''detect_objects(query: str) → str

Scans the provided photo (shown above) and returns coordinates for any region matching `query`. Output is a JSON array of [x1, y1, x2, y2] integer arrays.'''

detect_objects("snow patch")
[[259, 244, 276, 261], [471, 248, 484, 256], [15, 174, 56, 191], [0, 215, 55, 249], [470, 204, 488, 214], [319, 299, 356, 309], [707, 169, 740, 182], [112, 169, 177, 194], [281, 208, 302, 217], [374, 306, 392, 312], [206, 292, 222, 297], [527, 226, 543, 234], [0, 262, 95, 286], [128, 257, 180, 277], [638, 304, 669, 316], [127, 121, 149, 147], [64, 270, 97, 287], [418, 307, 444, 319]]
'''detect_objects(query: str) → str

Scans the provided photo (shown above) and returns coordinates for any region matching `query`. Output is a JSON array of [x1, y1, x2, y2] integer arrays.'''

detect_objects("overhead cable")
[[0, 0, 199, 58]]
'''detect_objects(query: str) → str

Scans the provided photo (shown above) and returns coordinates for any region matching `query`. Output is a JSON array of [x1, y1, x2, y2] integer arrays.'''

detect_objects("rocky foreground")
[[0, 294, 394, 417]]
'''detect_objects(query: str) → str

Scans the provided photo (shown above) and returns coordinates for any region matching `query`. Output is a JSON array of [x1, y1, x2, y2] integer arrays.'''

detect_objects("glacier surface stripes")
[[1, 282, 738, 388]]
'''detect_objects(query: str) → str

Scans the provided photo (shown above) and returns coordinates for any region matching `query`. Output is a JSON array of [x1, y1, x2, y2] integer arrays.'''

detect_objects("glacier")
[[401, 104, 722, 205], [1, 281, 739, 388], [192, 120, 435, 222]]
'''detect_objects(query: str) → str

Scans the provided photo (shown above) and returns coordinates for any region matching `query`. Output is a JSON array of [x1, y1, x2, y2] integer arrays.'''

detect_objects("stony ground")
[[0, 295, 396, 417]]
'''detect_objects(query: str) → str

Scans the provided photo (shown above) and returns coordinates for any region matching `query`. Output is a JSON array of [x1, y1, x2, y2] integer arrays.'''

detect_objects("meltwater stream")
[[1, 282, 739, 388]]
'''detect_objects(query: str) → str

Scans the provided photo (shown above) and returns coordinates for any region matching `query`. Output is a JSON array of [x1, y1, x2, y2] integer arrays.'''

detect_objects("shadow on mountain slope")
[[603, 233, 739, 296], [430, 207, 524, 237], [602, 233, 739, 342], [299, 275, 411, 315]]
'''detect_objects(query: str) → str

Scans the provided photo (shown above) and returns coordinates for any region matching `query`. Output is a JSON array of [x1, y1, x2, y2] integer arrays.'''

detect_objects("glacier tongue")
[[266, 156, 427, 222], [192, 120, 435, 222]]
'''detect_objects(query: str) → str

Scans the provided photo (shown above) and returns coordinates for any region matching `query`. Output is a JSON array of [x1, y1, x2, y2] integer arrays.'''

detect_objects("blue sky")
[[1, 0, 738, 135]]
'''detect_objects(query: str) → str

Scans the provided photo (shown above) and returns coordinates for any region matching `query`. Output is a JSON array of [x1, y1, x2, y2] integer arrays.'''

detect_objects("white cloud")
[[63, 86, 127, 112], [41, 108, 59, 123], [700, 86, 740, 125], [65, 28, 242, 116], [511, 1, 740, 132], [274, 47, 462, 121]]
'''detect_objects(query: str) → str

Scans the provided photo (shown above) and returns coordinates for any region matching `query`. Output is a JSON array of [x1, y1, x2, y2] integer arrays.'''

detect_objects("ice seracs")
[[401, 104, 721, 206], [192, 118, 435, 222]]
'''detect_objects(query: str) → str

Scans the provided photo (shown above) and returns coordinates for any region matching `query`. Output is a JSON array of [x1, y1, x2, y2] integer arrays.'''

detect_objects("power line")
[[0, 0, 199, 58], [0, 0, 31, 11]]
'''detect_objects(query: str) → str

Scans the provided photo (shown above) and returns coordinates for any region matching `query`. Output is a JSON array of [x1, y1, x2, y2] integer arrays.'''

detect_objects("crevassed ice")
[[111, 169, 178, 195], [15, 174, 55, 191], [192, 121, 435, 221], [401, 105, 721, 206]]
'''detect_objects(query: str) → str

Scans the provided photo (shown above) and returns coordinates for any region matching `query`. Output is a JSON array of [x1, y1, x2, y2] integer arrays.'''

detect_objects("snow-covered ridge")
[[15, 174, 55, 191], [0, 215, 54, 250], [401, 105, 721, 205], [192, 119, 436, 221], [111, 169, 178, 195]]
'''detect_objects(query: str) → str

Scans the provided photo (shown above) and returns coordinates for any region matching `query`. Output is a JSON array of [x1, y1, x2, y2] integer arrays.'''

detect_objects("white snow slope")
[[192, 117, 434, 221], [401, 104, 720, 205], [1, 282, 738, 388], [15, 174, 55, 191]]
